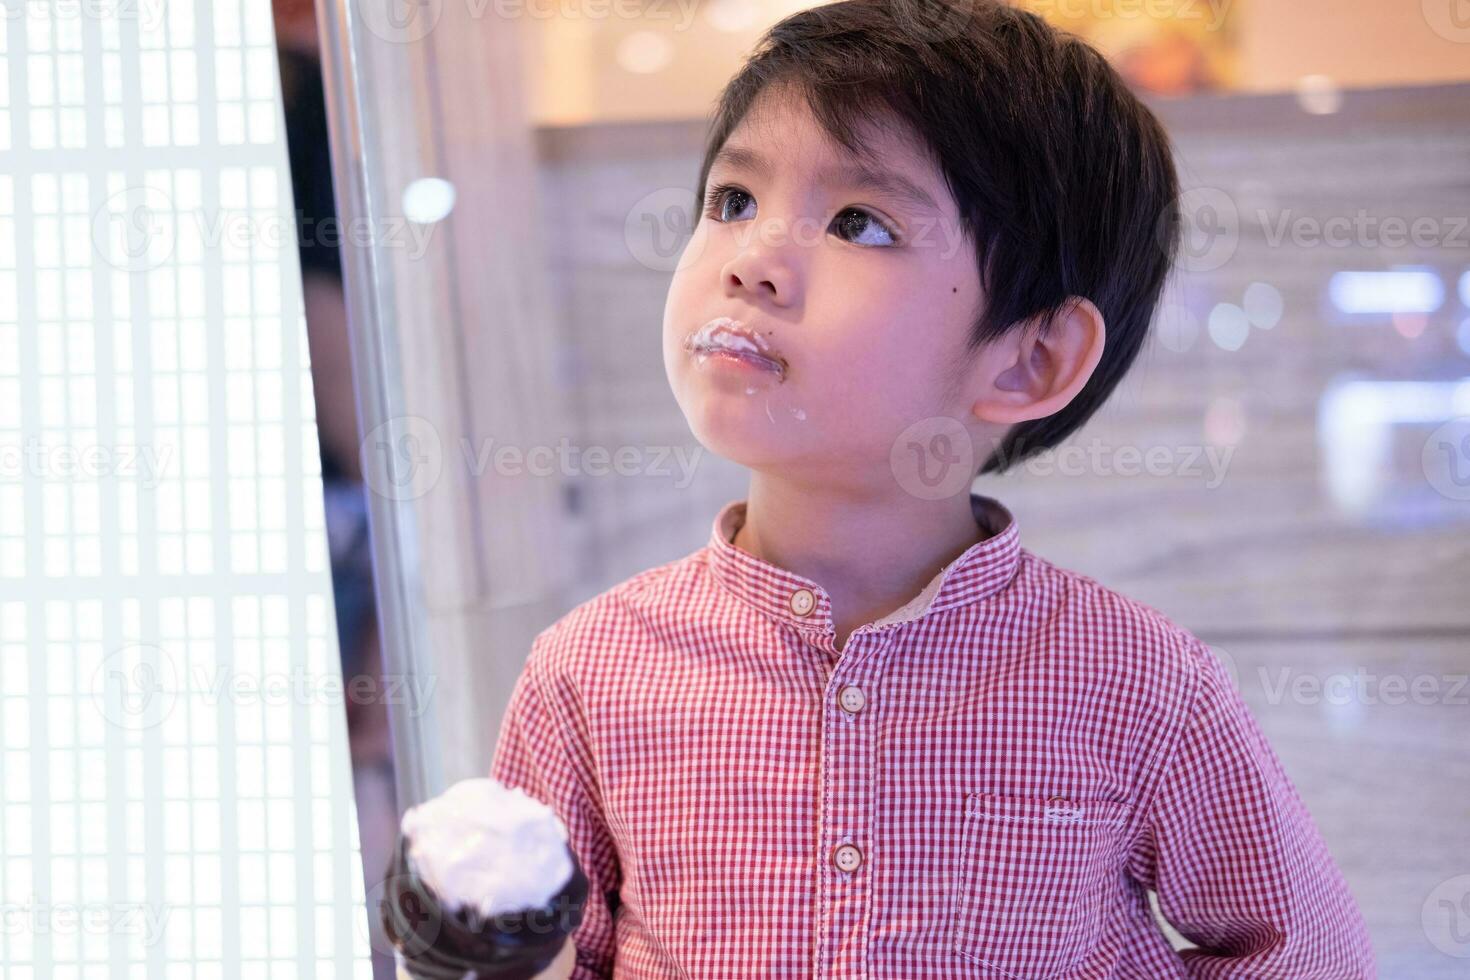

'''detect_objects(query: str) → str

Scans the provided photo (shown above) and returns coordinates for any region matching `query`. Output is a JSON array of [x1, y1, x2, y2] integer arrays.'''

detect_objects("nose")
[[722, 242, 797, 306]]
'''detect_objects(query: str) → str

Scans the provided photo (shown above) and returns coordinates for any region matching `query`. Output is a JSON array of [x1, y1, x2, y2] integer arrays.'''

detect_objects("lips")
[[684, 316, 787, 379]]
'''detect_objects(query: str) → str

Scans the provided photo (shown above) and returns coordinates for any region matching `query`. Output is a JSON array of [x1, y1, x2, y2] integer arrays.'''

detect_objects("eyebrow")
[[709, 143, 940, 214]]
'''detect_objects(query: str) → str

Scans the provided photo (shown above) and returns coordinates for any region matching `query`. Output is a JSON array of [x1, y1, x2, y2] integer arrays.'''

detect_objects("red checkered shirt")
[[490, 492, 1376, 978]]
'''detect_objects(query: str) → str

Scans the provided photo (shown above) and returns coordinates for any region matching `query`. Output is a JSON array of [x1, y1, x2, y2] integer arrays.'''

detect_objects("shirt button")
[[789, 588, 815, 616], [832, 843, 863, 873], [838, 686, 865, 714]]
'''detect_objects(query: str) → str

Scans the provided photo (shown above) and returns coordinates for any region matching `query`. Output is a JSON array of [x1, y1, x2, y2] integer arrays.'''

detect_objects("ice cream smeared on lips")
[[684, 316, 787, 380], [400, 777, 573, 922]]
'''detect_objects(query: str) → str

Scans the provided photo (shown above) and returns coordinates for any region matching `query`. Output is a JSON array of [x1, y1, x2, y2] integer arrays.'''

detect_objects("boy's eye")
[[701, 183, 901, 247], [704, 184, 755, 223], [832, 208, 897, 248]]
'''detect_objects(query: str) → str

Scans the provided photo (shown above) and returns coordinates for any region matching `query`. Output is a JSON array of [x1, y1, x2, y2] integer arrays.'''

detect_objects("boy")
[[491, 0, 1377, 976]]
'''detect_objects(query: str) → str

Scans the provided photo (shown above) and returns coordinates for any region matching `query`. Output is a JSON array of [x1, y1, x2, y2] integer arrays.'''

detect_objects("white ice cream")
[[400, 777, 574, 921]]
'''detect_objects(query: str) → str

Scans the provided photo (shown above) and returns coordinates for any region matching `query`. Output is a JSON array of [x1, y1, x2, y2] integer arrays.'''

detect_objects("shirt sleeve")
[[490, 650, 622, 980], [1126, 636, 1377, 977]]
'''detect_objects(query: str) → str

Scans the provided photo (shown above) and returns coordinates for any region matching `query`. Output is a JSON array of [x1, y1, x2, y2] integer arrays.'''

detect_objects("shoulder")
[[524, 548, 707, 680], [1010, 547, 1222, 705]]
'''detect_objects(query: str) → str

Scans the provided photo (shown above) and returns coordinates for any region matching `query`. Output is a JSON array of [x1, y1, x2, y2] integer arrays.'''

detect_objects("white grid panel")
[[0, 1, 374, 977]]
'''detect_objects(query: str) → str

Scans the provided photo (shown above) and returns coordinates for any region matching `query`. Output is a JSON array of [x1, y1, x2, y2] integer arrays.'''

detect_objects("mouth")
[[684, 316, 787, 380]]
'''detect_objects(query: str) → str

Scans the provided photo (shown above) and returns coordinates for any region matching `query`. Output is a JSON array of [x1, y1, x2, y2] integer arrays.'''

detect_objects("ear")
[[969, 297, 1106, 426]]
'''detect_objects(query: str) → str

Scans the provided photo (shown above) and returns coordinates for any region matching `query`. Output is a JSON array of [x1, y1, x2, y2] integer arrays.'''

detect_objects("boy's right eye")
[[703, 183, 754, 223]]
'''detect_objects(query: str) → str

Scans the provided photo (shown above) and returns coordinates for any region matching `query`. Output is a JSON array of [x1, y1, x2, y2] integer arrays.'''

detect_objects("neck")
[[730, 472, 992, 624]]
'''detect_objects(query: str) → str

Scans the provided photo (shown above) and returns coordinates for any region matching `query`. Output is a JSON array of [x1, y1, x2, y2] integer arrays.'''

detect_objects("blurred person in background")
[[274, 1, 398, 975]]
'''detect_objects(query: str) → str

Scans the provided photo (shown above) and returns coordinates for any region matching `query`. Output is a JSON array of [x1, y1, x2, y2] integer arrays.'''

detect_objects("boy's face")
[[662, 86, 992, 487]]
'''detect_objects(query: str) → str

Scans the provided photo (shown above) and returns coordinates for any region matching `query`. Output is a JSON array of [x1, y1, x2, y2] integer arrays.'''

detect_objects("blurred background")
[[270, 1, 1469, 978]]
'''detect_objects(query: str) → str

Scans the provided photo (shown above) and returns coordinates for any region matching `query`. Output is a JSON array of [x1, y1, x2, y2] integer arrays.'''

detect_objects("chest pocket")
[[951, 793, 1133, 978]]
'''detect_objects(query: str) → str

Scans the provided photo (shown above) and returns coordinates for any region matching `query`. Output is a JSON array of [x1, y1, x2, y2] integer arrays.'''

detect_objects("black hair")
[[692, 0, 1181, 476]]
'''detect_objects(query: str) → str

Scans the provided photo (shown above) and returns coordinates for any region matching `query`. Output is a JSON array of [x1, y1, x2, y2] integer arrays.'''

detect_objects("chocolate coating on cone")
[[381, 831, 588, 980]]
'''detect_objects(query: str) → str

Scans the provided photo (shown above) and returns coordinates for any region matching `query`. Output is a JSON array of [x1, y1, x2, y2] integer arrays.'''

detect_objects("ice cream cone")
[[381, 778, 590, 980], [394, 940, 576, 980]]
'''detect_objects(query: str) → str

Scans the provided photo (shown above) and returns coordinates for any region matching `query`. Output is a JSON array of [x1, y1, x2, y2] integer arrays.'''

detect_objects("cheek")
[[669, 220, 719, 297], [662, 228, 716, 346], [805, 302, 964, 429], [802, 289, 945, 412], [820, 351, 943, 430]]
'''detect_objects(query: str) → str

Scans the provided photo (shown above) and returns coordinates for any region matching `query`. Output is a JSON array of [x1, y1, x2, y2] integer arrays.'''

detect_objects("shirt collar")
[[705, 492, 1021, 636]]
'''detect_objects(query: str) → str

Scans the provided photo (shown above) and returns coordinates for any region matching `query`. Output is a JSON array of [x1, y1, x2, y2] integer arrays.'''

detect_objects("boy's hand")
[[1130, 636, 1376, 976], [536, 938, 576, 979]]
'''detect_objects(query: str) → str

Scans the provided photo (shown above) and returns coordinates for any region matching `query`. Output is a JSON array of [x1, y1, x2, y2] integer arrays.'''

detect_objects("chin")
[[678, 397, 790, 467]]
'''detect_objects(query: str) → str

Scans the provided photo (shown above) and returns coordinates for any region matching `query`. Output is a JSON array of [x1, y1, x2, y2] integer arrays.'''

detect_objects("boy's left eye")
[[831, 208, 898, 248], [701, 183, 901, 248]]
